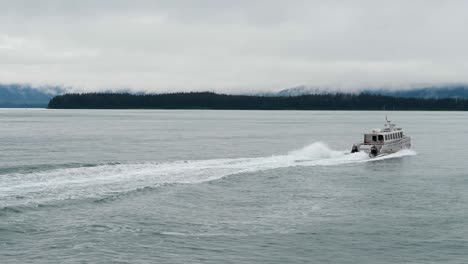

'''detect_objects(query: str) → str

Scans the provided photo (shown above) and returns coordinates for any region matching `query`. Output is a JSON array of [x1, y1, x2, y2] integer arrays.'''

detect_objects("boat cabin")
[[364, 129, 404, 144]]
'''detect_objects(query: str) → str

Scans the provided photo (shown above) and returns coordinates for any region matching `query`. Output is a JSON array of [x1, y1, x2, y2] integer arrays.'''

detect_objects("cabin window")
[[400, 132, 403, 138], [365, 135, 372, 143], [384, 135, 387, 140], [378, 135, 384, 141], [372, 135, 377, 142]]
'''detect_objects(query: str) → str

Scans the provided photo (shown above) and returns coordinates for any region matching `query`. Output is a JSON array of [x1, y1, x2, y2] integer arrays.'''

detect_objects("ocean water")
[[0, 109, 467, 263]]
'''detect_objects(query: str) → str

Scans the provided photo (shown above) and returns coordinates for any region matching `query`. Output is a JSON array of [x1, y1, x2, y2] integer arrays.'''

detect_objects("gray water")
[[0, 109, 467, 263]]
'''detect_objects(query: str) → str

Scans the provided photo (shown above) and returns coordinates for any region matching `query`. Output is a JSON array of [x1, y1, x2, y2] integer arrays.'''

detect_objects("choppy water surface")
[[0, 109, 467, 263]]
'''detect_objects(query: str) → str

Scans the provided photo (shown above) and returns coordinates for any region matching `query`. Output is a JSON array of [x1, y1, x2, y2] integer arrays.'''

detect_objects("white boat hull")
[[358, 136, 411, 157]]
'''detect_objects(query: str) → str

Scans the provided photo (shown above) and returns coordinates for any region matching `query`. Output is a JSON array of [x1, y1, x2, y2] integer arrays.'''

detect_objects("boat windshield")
[[365, 134, 384, 143]]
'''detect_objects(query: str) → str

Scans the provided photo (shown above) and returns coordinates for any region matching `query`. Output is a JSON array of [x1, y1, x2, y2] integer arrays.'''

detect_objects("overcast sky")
[[1, 0, 468, 93]]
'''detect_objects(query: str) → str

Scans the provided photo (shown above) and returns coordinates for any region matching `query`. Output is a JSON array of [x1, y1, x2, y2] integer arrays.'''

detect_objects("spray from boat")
[[0, 142, 416, 209]]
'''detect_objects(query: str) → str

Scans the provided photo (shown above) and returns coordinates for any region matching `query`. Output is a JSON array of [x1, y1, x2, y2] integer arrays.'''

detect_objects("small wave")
[[0, 142, 416, 210], [0, 206, 22, 214], [0, 162, 117, 176]]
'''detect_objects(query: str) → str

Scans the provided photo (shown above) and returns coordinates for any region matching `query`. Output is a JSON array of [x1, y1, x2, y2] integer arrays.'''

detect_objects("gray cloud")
[[1, 0, 468, 92]]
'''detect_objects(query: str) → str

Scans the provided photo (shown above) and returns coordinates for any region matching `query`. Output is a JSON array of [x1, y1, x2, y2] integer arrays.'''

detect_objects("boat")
[[351, 117, 411, 157]]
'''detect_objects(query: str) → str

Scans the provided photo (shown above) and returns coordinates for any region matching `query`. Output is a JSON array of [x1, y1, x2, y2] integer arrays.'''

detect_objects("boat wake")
[[0, 142, 416, 209]]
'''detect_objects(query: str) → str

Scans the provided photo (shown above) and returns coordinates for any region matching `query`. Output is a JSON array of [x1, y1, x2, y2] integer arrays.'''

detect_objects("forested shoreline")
[[47, 92, 468, 110]]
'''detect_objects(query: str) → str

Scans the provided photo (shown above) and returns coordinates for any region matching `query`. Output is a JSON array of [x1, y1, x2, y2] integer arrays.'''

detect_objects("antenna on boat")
[[385, 115, 395, 131]]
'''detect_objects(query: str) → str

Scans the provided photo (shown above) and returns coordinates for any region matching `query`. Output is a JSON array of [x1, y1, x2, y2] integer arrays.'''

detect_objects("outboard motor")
[[369, 145, 378, 157], [351, 145, 359, 153]]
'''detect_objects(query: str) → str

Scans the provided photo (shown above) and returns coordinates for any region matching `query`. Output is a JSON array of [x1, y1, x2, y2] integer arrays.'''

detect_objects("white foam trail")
[[372, 149, 417, 161], [0, 142, 416, 208]]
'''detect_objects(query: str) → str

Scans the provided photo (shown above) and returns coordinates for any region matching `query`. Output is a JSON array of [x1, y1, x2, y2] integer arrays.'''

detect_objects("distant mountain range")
[[0, 84, 66, 107], [276, 85, 468, 99], [3, 83, 468, 108], [364, 86, 468, 99]]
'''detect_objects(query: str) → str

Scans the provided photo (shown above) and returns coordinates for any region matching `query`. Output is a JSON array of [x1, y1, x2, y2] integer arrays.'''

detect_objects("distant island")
[[3, 83, 468, 108], [47, 92, 468, 110]]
